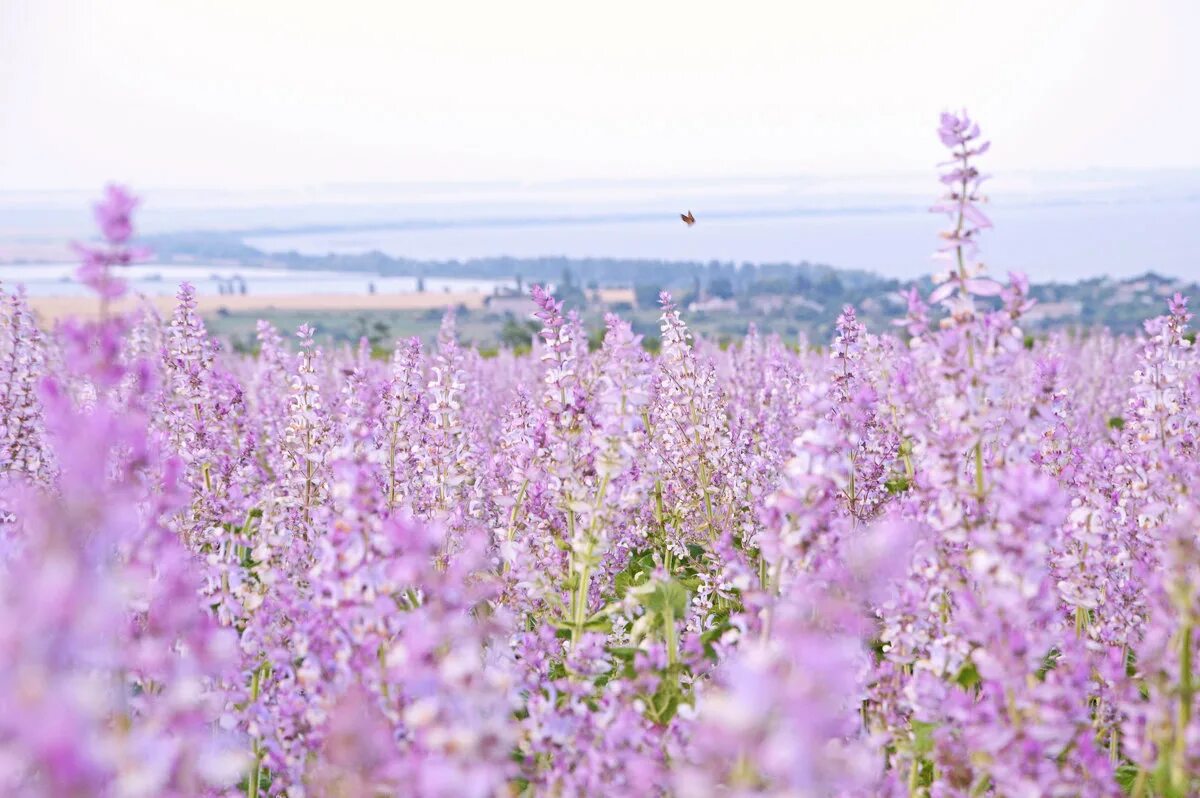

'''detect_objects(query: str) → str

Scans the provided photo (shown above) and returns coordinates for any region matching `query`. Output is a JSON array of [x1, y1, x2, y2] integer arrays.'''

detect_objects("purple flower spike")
[[94, 183, 140, 244], [929, 109, 998, 318], [73, 183, 149, 304]]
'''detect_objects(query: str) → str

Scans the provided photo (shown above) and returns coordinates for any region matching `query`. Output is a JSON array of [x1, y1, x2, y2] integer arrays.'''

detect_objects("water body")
[[3, 264, 512, 298], [5, 174, 1199, 283], [245, 197, 1200, 283]]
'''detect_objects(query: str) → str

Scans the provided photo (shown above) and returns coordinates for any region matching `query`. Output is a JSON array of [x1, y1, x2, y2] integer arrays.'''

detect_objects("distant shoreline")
[[25, 288, 636, 322], [24, 292, 492, 321]]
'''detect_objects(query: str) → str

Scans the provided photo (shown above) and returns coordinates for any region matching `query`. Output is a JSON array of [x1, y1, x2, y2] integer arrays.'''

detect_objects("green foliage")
[[499, 317, 539, 351], [708, 276, 734, 299], [638, 579, 690, 618], [954, 661, 981, 691], [1115, 763, 1140, 794], [643, 665, 685, 725], [911, 720, 937, 756], [634, 283, 663, 309], [1036, 647, 1062, 681], [230, 337, 261, 356], [612, 550, 655, 600]]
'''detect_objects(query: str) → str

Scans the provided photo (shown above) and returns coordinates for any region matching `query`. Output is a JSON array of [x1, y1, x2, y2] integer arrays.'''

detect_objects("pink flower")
[[72, 184, 148, 302], [94, 183, 139, 244]]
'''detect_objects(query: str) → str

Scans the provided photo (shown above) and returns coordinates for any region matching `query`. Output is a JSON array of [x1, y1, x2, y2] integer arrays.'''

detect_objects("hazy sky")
[[2, 0, 1198, 190]]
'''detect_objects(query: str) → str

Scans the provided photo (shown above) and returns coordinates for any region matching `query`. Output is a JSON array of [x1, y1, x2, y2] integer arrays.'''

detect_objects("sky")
[[2, 0, 1199, 191]]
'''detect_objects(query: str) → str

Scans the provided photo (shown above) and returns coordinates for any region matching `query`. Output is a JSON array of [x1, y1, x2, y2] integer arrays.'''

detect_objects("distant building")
[[688, 297, 738, 313], [485, 294, 536, 315], [749, 295, 823, 315], [792, 296, 824, 312], [750, 295, 786, 315], [1024, 300, 1083, 323]]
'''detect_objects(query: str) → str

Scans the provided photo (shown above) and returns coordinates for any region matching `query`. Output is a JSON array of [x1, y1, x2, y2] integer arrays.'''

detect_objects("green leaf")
[[643, 580, 690, 618], [612, 550, 655, 599], [700, 616, 734, 660], [919, 759, 935, 787], [911, 720, 937, 756], [1036, 646, 1062, 681], [1114, 763, 1140, 794], [646, 673, 684, 725], [581, 616, 611, 633], [954, 661, 981, 691]]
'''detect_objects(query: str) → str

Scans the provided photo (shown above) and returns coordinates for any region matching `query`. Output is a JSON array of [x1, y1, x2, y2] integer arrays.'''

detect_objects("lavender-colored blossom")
[[5, 141, 1199, 797], [929, 110, 1001, 317], [72, 184, 148, 302]]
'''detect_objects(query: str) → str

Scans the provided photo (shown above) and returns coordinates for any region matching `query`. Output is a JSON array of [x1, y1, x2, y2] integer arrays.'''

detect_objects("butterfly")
[[680, 210, 695, 226]]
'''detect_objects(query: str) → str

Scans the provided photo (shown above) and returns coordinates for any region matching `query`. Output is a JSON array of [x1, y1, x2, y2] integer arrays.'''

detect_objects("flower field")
[[2, 114, 1199, 797]]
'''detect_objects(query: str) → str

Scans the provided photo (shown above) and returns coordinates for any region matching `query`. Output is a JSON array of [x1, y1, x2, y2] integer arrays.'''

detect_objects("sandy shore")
[[26, 288, 636, 322]]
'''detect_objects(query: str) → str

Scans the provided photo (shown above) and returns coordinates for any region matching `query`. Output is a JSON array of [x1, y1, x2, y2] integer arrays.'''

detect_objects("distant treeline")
[[145, 230, 1199, 337], [144, 231, 900, 292]]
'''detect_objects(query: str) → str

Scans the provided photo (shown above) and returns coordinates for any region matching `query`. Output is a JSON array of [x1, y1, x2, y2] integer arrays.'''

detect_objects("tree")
[[709, 277, 734, 299], [499, 316, 538, 350], [634, 283, 663, 309]]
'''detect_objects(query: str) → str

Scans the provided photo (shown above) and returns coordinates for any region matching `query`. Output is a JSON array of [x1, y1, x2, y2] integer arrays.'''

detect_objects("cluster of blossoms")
[[2, 114, 1200, 797]]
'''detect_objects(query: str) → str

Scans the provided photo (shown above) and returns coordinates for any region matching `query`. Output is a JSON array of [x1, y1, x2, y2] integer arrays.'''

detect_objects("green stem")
[[653, 480, 671, 574], [973, 440, 985, 499], [510, 480, 529, 530], [246, 665, 263, 798], [387, 423, 399, 508], [500, 480, 529, 576], [1172, 622, 1194, 792], [907, 756, 921, 798], [663, 604, 678, 666], [847, 452, 857, 514], [1131, 767, 1148, 798]]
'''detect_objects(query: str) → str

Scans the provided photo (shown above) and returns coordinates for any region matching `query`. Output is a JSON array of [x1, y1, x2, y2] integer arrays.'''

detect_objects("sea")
[[243, 198, 1200, 283], [3, 172, 1198, 291], [3, 264, 512, 298]]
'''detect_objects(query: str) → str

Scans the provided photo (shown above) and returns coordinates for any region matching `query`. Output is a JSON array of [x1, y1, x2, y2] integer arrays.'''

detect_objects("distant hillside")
[[147, 230, 1198, 342]]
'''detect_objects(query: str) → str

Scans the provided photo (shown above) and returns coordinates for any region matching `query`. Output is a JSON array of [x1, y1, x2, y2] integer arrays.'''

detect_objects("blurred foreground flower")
[[73, 183, 148, 303]]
